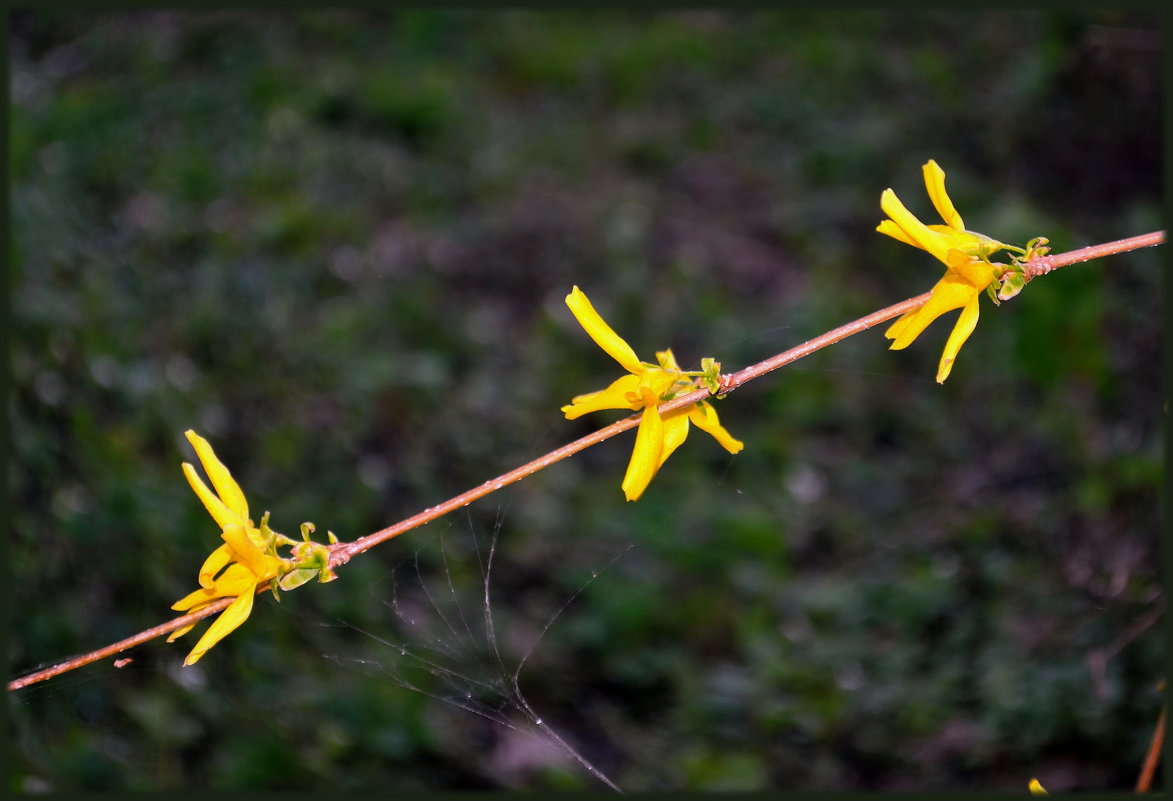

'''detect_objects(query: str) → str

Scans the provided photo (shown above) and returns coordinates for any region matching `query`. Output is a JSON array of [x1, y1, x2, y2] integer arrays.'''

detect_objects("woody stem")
[[7, 230, 1164, 693]]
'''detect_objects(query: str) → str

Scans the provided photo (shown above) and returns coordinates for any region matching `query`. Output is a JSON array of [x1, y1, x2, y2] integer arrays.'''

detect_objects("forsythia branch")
[[1136, 702, 1165, 793], [7, 230, 1164, 692]]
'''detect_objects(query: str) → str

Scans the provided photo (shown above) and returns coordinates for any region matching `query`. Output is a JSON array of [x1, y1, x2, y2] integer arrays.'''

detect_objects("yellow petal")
[[876, 218, 920, 249], [166, 622, 197, 642], [922, 160, 965, 231], [182, 588, 256, 666], [878, 189, 955, 262], [688, 402, 745, 454], [656, 408, 693, 469], [884, 220, 1002, 262], [643, 365, 688, 401], [883, 307, 918, 345], [215, 562, 268, 594], [930, 225, 1008, 259], [947, 249, 998, 287], [222, 524, 272, 578], [621, 402, 664, 502], [172, 563, 257, 611], [182, 463, 243, 531], [565, 286, 644, 375], [561, 374, 643, 419], [885, 274, 977, 350], [172, 584, 218, 612], [197, 543, 233, 588], [925, 162, 1010, 257], [184, 430, 249, 522], [935, 295, 981, 383]]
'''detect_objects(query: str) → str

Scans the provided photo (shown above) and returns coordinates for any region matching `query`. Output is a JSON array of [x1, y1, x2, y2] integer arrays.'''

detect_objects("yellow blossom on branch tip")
[[169, 431, 342, 665], [562, 286, 743, 502], [878, 160, 1012, 383], [169, 430, 288, 665]]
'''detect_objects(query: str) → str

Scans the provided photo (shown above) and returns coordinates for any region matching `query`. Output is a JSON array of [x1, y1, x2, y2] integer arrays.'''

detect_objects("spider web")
[[320, 506, 630, 792]]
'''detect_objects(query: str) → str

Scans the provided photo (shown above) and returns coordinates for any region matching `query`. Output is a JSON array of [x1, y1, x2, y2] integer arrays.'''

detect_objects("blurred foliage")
[[9, 9, 1163, 792]]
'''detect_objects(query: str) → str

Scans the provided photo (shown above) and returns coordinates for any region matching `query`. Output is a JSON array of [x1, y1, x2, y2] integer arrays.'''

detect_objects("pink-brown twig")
[[8, 231, 1163, 692]]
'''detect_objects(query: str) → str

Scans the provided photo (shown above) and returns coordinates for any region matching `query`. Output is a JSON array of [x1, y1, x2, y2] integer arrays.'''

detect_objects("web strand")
[[325, 514, 627, 790]]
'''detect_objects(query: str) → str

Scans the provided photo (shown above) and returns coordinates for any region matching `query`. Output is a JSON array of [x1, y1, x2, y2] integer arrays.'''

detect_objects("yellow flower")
[[561, 286, 743, 502], [879, 160, 1011, 383], [168, 430, 288, 666]]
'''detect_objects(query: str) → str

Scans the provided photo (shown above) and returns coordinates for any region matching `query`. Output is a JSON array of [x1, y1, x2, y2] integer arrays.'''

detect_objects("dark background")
[[8, 10, 1163, 791]]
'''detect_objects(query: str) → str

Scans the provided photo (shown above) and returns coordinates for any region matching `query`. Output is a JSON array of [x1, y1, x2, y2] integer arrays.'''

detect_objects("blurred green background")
[[8, 10, 1163, 792]]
